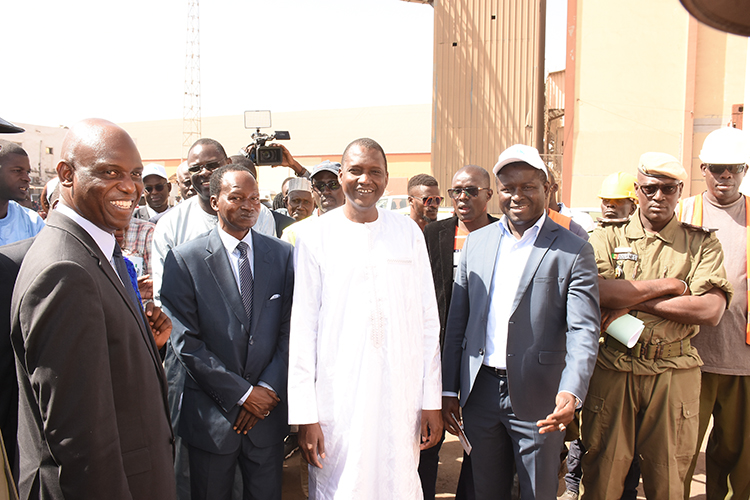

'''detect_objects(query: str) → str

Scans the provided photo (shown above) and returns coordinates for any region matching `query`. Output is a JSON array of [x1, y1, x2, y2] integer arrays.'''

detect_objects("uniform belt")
[[481, 364, 507, 377], [603, 334, 690, 360]]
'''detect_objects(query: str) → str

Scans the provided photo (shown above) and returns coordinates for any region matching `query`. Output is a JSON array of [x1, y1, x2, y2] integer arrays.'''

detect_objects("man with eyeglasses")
[[675, 127, 750, 500], [133, 163, 173, 223], [581, 152, 732, 499], [151, 137, 276, 499], [421, 164, 496, 500], [281, 161, 345, 246], [408, 174, 442, 231]]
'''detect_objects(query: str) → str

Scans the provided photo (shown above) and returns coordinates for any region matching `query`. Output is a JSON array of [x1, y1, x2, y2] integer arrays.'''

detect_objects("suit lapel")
[[438, 218, 456, 288], [509, 217, 558, 315], [204, 228, 250, 331], [47, 212, 161, 368], [250, 230, 273, 335]]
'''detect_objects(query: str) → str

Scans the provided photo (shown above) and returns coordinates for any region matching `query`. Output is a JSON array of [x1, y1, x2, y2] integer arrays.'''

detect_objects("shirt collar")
[[498, 210, 547, 241], [217, 226, 254, 255], [56, 202, 116, 261], [625, 208, 679, 244]]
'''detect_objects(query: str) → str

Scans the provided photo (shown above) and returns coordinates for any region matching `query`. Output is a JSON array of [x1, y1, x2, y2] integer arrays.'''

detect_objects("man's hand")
[[298, 423, 326, 468], [241, 386, 280, 419], [442, 396, 462, 436], [137, 274, 153, 300], [536, 392, 577, 434], [233, 407, 259, 434], [420, 409, 443, 450], [144, 302, 171, 349], [270, 143, 307, 176], [601, 306, 630, 331]]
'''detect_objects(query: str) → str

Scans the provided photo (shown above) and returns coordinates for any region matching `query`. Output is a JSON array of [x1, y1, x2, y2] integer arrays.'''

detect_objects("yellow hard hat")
[[598, 172, 638, 200]]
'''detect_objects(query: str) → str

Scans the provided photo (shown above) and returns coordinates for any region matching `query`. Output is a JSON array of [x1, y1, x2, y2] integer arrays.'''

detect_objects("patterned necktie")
[[237, 241, 254, 324], [112, 244, 142, 310]]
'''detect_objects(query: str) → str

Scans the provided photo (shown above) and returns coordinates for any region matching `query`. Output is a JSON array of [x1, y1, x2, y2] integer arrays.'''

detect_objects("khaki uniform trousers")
[[580, 365, 700, 500], [683, 372, 750, 500]]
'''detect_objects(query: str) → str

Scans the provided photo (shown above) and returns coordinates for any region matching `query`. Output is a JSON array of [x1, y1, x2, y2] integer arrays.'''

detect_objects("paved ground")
[[282, 431, 709, 499]]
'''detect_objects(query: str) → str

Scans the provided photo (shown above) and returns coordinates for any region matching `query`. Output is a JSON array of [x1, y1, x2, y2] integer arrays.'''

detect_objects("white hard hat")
[[699, 127, 750, 165]]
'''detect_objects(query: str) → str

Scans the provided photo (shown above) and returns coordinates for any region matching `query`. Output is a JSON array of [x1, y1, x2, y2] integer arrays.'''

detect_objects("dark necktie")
[[237, 241, 254, 324], [112, 244, 142, 310]]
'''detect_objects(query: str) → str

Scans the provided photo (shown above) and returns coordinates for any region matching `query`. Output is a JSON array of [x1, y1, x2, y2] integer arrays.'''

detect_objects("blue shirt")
[[0, 201, 45, 246]]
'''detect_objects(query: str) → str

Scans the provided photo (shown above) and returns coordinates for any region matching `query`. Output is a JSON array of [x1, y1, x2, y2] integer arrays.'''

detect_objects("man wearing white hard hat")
[[442, 144, 600, 499], [133, 163, 172, 223], [677, 127, 750, 499], [581, 152, 732, 499]]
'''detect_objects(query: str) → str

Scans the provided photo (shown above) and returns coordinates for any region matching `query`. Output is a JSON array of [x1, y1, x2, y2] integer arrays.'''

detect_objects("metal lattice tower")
[[182, 0, 201, 160]]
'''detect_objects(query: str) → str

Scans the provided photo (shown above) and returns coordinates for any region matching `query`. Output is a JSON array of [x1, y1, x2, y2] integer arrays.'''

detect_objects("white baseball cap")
[[142, 163, 168, 181], [492, 144, 548, 179]]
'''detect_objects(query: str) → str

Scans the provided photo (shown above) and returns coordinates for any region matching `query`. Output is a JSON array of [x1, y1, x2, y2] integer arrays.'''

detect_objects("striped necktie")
[[237, 241, 254, 324]]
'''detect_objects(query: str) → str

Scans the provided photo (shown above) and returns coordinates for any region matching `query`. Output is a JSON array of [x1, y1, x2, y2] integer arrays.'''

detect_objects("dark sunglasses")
[[144, 183, 168, 193], [636, 182, 682, 197], [421, 196, 443, 206], [312, 180, 341, 192], [706, 163, 746, 175], [187, 160, 223, 174], [447, 187, 489, 199]]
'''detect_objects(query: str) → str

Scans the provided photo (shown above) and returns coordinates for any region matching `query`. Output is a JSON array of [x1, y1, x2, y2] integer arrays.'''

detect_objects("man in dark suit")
[[442, 145, 600, 499], [10, 118, 176, 499], [161, 164, 293, 500], [421, 164, 496, 500]]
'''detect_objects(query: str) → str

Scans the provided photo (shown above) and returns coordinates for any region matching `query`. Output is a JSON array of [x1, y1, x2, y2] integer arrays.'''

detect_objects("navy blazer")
[[442, 216, 601, 421], [161, 226, 293, 453]]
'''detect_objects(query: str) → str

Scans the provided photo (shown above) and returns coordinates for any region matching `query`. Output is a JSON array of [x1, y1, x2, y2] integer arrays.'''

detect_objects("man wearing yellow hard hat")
[[598, 172, 638, 221]]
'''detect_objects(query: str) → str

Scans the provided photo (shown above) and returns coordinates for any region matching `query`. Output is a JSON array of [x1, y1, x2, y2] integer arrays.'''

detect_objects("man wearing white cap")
[[442, 144, 600, 499], [133, 163, 172, 223], [676, 127, 750, 500], [581, 152, 732, 499]]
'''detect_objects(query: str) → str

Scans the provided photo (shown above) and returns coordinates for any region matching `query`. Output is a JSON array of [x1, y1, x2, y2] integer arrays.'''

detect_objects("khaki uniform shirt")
[[590, 210, 733, 375]]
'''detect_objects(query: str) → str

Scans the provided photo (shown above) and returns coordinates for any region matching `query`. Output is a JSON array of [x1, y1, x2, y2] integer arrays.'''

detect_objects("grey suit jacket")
[[161, 227, 293, 454], [443, 216, 601, 421], [10, 211, 176, 500]]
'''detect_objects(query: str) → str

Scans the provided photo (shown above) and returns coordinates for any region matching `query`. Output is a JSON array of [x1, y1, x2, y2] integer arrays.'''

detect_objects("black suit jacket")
[[10, 211, 176, 500], [423, 215, 498, 349], [0, 237, 33, 477], [161, 227, 293, 454]]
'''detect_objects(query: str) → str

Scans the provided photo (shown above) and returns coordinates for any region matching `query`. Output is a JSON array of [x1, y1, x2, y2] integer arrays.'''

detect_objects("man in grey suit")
[[161, 164, 294, 500], [10, 118, 176, 499], [442, 144, 600, 499]]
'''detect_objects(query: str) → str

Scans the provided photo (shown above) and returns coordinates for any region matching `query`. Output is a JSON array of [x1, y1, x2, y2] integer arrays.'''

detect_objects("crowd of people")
[[0, 114, 748, 500]]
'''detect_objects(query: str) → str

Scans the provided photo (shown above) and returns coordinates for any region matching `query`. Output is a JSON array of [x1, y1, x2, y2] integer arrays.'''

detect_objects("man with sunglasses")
[[581, 152, 732, 499], [281, 161, 346, 246], [421, 164, 496, 500], [408, 174, 441, 231], [676, 127, 750, 500], [133, 163, 172, 223]]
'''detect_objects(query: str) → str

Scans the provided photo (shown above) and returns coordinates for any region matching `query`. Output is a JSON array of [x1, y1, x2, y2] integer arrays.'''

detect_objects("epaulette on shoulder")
[[680, 222, 717, 234], [597, 217, 629, 227]]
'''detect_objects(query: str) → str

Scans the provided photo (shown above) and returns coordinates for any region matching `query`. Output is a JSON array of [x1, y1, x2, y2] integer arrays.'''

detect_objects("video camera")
[[243, 110, 290, 166]]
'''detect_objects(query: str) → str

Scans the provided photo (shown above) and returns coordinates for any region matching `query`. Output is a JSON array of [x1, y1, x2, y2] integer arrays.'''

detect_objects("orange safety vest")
[[677, 193, 750, 344], [547, 209, 571, 229]]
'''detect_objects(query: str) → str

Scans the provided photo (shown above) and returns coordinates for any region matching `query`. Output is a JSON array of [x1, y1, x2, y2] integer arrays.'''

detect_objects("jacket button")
[[479, 348, 485, 356]]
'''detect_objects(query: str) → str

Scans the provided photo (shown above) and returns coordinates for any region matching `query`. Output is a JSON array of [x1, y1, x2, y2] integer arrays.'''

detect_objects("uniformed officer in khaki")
[[580, 152, 733, 499]]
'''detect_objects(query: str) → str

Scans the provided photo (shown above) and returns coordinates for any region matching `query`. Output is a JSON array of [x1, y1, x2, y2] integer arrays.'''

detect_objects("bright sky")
[[3, 0, 566, 128]]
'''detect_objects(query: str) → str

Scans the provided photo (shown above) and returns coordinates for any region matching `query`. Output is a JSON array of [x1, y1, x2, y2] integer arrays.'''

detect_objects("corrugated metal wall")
[[431, 0, 542, 214]]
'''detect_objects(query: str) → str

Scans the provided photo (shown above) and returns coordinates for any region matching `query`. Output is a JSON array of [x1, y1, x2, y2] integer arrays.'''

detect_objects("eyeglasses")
[[144, 183, 168, 193], [447, 187, 489, 199], [636, 182, 682, 197], [187, 160, 223, 174], [706, 163, 746, 175], [312, 180, 341, 192], [417, 196, 443, 206]]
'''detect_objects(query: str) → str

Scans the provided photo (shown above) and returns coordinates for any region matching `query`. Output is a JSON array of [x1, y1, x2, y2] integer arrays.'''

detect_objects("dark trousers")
[[418, 431, 476, 500], [462, 366, 564, 500], [188, 439, 283, 500]]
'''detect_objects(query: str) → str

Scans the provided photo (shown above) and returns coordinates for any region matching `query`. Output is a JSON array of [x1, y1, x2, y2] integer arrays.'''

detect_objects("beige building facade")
[[564, 0, 747, 207]]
